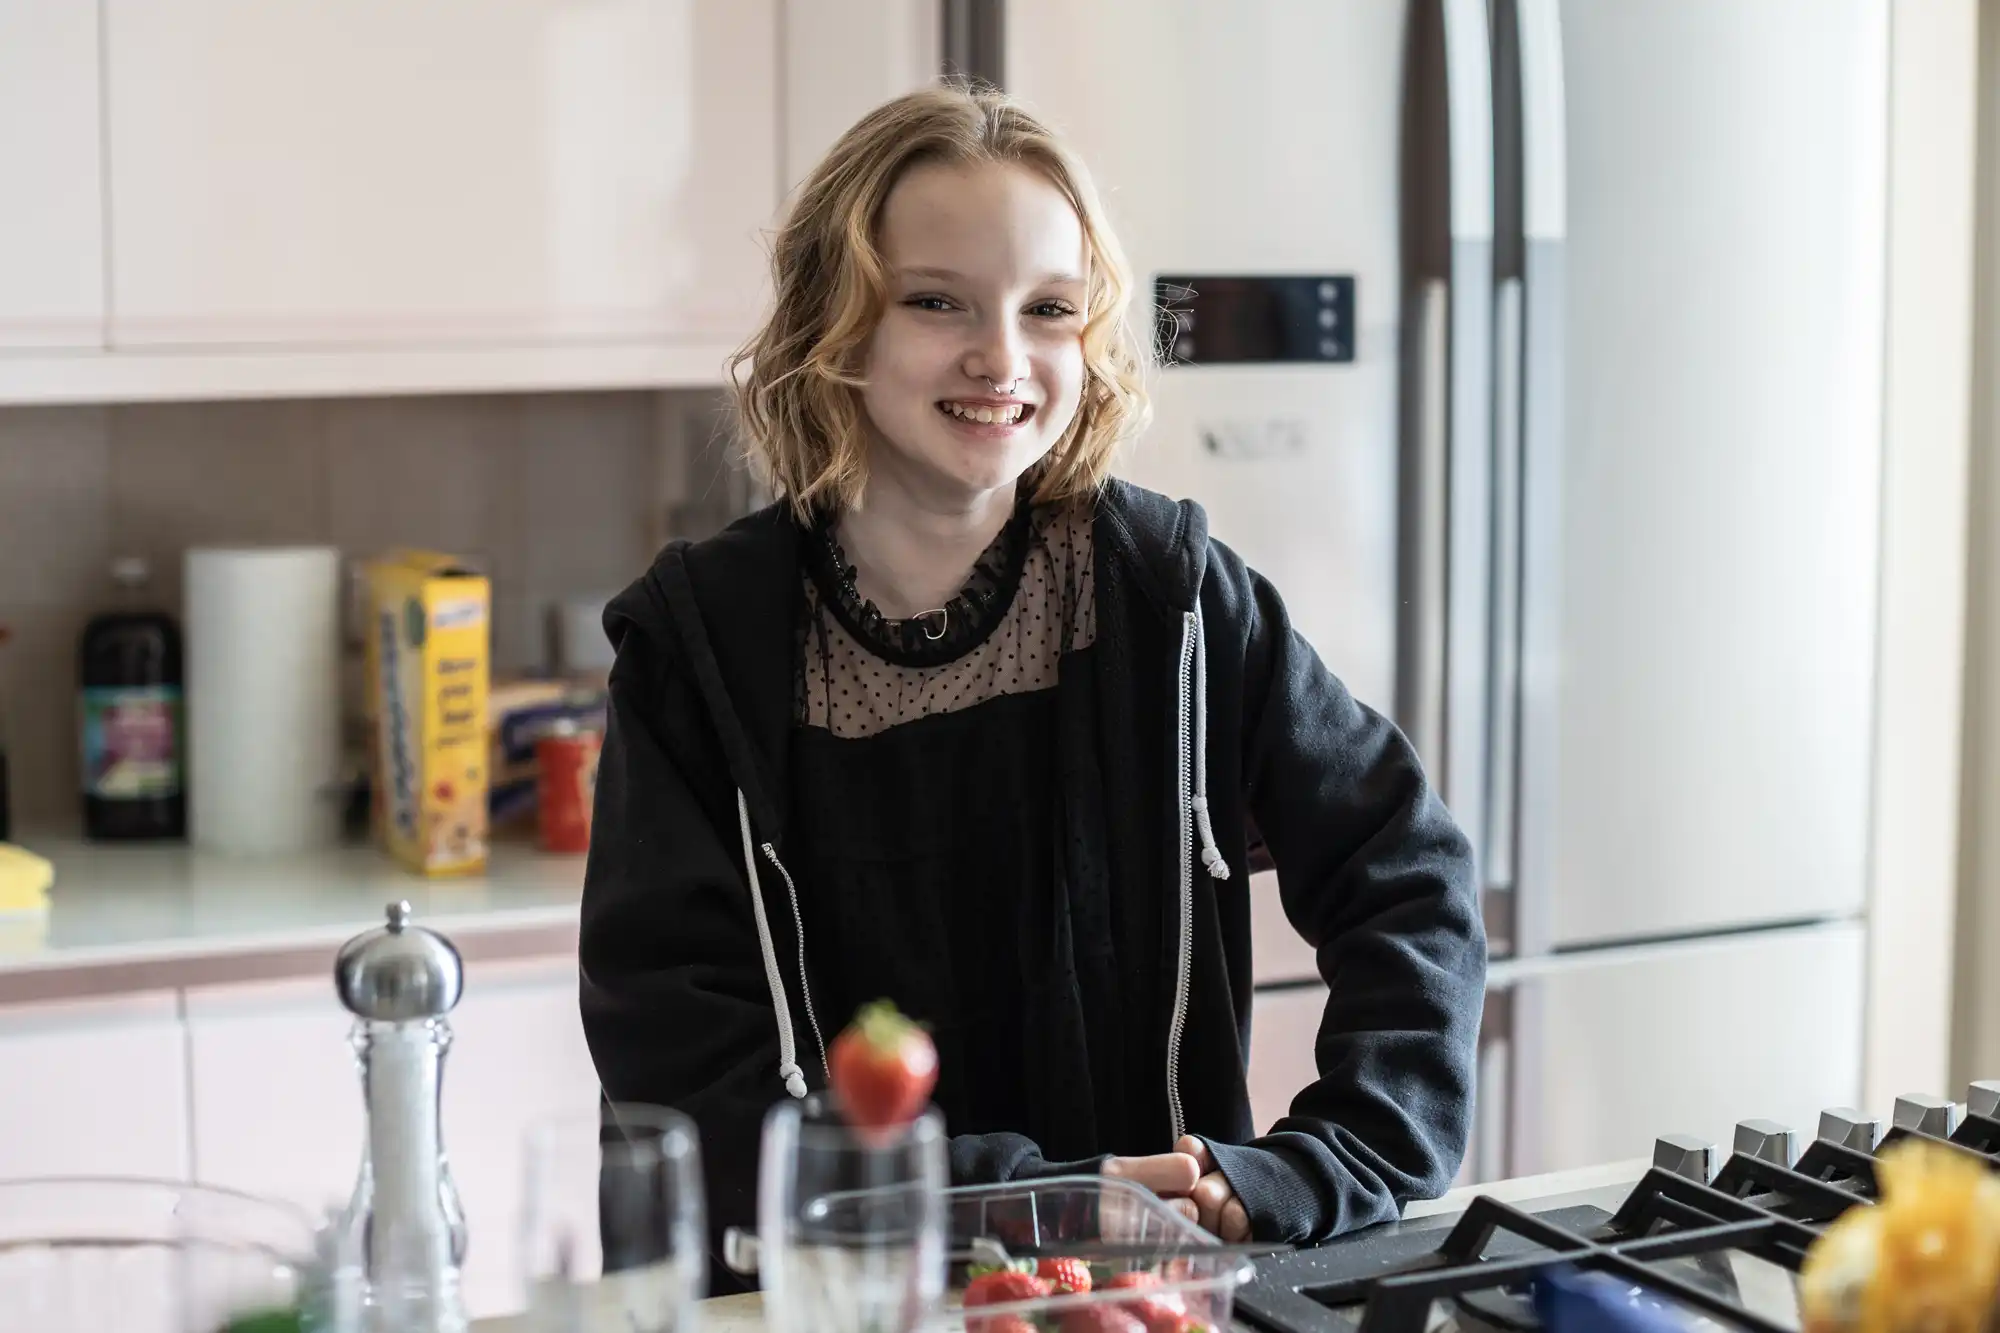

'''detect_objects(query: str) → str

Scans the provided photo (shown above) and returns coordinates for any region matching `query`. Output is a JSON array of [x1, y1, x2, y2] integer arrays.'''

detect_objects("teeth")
[[942, 402, 1024, 424]]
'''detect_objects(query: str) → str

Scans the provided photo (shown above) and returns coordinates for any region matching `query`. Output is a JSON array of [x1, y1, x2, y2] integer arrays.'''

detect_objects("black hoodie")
[[579, 477, 1487, 1292]]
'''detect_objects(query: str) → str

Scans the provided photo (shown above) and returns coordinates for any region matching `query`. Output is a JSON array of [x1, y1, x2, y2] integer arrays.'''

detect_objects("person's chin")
[[924, 435, 1045, 496]]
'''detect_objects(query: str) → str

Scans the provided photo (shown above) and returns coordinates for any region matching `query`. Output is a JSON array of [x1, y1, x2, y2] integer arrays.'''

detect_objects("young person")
[[579, 82, 1487, 1292]]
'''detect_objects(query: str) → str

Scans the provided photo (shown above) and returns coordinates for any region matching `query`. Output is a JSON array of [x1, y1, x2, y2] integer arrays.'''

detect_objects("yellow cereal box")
[[363, 551, 490, 876]]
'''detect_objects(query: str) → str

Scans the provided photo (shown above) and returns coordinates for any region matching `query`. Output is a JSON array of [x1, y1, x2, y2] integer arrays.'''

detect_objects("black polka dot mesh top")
[[795, 493, 1096, 737]]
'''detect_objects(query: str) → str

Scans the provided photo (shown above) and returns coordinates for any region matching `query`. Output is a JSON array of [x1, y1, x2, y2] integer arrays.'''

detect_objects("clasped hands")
[[1101, 1134, 1249, 1242]]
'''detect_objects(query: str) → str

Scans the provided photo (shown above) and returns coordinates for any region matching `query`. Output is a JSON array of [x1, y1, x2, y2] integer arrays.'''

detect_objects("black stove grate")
[[1236, 1110, 2000, 1333]]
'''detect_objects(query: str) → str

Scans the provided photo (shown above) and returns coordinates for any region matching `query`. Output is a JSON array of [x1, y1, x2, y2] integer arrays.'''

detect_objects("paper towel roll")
[[185, 547, 344, 856]]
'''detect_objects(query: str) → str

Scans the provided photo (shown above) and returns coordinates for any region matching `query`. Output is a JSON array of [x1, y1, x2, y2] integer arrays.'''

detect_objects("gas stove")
[[1233, 1082, 2000, 1332]]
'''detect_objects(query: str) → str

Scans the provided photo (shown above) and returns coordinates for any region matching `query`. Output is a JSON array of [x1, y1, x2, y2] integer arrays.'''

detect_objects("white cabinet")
[[0, 993, 189, 1179], [441, 959, 603, 1319], [0, 1, 106, 350], [781, 0, 939, 191], [184, 978, 363, 1221], [184, 960, 598, 1321], [102, 0, 778, 351]]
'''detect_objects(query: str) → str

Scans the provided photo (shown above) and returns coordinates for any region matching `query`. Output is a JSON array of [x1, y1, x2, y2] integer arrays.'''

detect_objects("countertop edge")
[[0, 907, 580, 1007], [1404, 1156, 1653, 1218], [599, 1161, 1662, 1333]]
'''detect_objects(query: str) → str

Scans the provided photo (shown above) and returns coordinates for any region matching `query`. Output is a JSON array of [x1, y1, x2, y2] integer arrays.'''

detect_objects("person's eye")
[[905, 295, 957, 312], [1029, 300, 1080, 319]]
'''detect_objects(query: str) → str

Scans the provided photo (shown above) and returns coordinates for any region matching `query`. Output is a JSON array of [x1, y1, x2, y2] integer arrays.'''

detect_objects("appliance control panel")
[[1154, 274, 1356, 366]]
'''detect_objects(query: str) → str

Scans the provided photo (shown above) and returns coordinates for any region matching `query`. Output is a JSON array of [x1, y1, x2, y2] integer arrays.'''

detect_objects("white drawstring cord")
[[737, 789, 808, 1098], [1190, 610, 1229, 881]]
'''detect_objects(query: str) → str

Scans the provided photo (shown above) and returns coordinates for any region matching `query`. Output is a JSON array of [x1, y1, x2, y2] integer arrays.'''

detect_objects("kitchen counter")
[[0, 830, 584, 1005], [468, 1158, 1654, 1331]]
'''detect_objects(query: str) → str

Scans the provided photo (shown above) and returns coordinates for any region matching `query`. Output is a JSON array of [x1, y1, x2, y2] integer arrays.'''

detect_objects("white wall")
[[1866, 0, 1980, 1107]]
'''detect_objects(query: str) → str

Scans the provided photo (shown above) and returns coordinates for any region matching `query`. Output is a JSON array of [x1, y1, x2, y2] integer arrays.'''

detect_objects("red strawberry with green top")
[[1038, 1255, 1093, 1295], [827, 1000, 938, 1133]]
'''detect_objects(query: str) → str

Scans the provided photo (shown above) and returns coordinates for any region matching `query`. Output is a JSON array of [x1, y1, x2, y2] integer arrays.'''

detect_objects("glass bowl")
[[0, 1176, 327, 1333]]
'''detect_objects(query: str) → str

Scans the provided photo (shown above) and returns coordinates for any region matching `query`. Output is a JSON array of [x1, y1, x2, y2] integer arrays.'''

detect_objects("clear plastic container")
[[940, 1175, 1256, 1330]]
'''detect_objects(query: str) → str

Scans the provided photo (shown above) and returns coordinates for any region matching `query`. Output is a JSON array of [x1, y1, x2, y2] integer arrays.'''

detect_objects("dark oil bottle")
[[79, 558, 186, 840]]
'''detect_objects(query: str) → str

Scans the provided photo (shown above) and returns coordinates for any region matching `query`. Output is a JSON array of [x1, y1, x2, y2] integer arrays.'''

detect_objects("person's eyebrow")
[[897, 266, 1086, 285]]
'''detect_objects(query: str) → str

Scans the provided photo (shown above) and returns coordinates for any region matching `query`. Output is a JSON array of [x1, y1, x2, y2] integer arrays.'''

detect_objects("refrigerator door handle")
[[1486, 274, 1525, 898], [1441, 0, 1497, 865], [1511, 0, 1567, 959], [1408, 277, 1451, 769]]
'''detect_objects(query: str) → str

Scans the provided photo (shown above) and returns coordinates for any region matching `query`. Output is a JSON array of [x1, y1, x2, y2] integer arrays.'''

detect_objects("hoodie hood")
[[604, 503, 802, 842]]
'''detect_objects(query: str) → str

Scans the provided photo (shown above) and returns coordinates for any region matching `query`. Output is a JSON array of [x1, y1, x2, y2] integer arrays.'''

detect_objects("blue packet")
[[1530, 1264, 1700, 1332]]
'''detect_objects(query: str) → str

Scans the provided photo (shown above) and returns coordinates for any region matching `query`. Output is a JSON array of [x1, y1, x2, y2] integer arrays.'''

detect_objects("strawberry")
[[1102, 1271, 1196, 1333], [970, 1318, 1037, 1333], [963, 1269, 1054, 1333], [1058, 1307, 1148, 1333], [1037, 1255, 1093, 1295], [963, 1269, 1054, 1309], [827, 1000, 938, 1133], [1103, 1272, 1165, 1295], [1130, 1304, 1212, 1333]]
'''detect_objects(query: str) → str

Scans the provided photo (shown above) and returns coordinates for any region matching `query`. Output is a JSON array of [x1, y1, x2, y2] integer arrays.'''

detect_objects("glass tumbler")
[[757, 1096, 947, 1333], [520, 1102, 706, 1332]]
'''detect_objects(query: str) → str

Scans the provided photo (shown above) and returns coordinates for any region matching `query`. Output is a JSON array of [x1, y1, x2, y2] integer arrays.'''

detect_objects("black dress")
[[789, 495, 1112, 1161]]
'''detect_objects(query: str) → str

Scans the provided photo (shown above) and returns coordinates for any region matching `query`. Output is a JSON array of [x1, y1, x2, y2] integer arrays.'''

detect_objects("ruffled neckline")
[[803, 495, 1037, 667]]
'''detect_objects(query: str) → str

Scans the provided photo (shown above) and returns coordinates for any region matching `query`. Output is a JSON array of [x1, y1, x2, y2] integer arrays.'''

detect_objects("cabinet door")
[[104, 0, 777, 350], [184, 978, 363, 1221], [0, 1, 106, 350], [782, 0, 938, 192], [0, 993, 189, 1178], [441, 959, 603, 1320]]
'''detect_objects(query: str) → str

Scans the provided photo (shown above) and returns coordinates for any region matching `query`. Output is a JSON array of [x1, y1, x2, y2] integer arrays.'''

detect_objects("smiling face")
[[857, 159, 1090, 512]]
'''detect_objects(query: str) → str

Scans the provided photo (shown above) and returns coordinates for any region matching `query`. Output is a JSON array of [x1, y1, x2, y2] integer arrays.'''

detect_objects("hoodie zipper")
[[760, 839, 828, 1079], [1166, 611, 1199, 1143], [735, 790, 828, 1096]]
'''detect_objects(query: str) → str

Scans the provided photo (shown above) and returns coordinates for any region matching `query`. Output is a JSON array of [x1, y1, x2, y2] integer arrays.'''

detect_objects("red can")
[[536, 721, 602, 854]]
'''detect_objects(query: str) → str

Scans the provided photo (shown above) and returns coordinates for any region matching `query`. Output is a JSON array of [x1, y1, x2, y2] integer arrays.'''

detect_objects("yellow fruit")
[[1799, 1139, 2000, 1332]]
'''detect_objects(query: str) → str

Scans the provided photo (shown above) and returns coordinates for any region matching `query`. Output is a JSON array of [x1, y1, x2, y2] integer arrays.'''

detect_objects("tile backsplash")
[[0, 388, 743, 827]]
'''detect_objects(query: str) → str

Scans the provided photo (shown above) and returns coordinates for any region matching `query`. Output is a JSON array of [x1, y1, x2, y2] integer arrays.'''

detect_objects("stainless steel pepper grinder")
[[334, 900, 470, 1332]]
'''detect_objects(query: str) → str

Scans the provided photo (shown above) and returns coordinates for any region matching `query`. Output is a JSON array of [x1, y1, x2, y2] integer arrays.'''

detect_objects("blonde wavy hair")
[[728, 81, 1152, 521]]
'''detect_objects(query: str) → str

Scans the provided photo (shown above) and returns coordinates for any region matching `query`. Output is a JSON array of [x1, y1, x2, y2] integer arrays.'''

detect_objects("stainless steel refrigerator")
[[1004, 0, 1885, 1180]]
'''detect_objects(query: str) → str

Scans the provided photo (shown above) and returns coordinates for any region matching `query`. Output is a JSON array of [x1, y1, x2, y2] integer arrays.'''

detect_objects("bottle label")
[[80, 686, 183, 800]]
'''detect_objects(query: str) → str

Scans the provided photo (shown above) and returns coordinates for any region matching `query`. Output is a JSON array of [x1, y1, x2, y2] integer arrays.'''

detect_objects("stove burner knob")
[[1893, 1093, 1963, 1138], [1653, 1133, 1716, 1183], [1734, 1119, 1799, 1168], [1968, 1080, 2000, 1120], [1816, 1107, 1885, 1151]]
